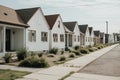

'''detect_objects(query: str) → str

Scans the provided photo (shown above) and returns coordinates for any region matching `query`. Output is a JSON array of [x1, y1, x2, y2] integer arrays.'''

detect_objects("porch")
[[65, 34, 73, 48], [0, 25, 25, 57]]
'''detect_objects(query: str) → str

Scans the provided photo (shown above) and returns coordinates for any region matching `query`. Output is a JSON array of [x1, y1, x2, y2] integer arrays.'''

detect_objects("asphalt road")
[[79, 45, 120, 77]]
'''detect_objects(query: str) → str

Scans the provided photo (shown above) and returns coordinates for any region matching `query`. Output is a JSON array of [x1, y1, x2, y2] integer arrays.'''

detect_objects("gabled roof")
[[63, 21, 77, 32], [16, 7, 39, 23], [94, 30, 100, 37], [45, 14, 59, 29], [88, 27, 93, 35], [64, 25, 73, 34], [0, 5, 28, 27], [100, 32, 104, 38], [78, 24, 88, 34]]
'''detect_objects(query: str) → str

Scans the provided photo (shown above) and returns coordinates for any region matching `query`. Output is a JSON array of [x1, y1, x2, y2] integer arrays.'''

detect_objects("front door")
[[6, 29, 11, 51]]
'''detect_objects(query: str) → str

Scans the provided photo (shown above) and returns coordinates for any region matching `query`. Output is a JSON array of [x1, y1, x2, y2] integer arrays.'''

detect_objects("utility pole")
[[106, 21, 108, 34]]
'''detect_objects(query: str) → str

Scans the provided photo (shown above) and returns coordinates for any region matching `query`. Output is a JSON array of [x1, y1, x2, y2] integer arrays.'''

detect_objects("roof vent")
[[4, 13, 8, 16]]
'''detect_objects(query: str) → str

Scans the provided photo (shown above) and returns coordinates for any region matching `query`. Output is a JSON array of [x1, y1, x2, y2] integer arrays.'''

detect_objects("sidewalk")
[[0, 65, 45, 72], [16, 44, 118, 80]]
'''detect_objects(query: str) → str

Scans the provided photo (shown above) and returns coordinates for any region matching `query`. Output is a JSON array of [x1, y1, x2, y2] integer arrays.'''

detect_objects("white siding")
[[73, 24, 80, 46], [26, 9, 49, 51], [50, 16, 65, 50], [85, 27, 90, 46]]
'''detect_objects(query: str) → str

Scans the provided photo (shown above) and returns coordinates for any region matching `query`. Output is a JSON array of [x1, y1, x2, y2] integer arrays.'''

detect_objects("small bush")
[[65, 47, 70, 51], [72, 50, 81, 56], [38, 53, 43, 57], [74, 45, 80, 50], [80, 48, 89, 54], [92, 47, 98, 51], [61, 50, 64, 55], [49, 48, 58, 55], [17, 48, 27, 61], [47, 54, 54, 57], [88, 48, 94, 52], [3, 53, 12, 63], [59, 56, 66, 61], [19, 55, 49, 68], [69, 54, 75, 58]]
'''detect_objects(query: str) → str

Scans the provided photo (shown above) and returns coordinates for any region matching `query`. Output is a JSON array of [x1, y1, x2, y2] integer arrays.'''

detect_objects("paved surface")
[[65, 73, 120, 80], [79, 45, 120, 77], [0, 65, 45, 72], [0, 44, 117, 80]]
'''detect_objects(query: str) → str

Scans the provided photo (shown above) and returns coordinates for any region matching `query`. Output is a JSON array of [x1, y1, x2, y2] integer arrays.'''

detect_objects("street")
[[79, 45, 120, 77]]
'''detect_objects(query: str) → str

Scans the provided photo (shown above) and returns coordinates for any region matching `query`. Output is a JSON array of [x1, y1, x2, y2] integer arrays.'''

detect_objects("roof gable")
[[63, 21, 77, 32], [78, 24, 88, 34], [94, 30, 100, 37], [45, 14, 59, 29], [0, 5, 28, 27], [16, 7, 39, 23], [88, 27, 93, 35]]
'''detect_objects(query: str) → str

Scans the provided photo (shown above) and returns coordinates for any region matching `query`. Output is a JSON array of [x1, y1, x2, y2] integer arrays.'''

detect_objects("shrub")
[[59, 56, 66, 61], [92, 47, 98, 51], [61, 50, 64, 55], [38, 53, 43, 57], [97, 46, 101, 49], [69, 54, 75, 58], [88, 48, 94, 52], [19, 55, 49, 68], [47, 54, 54, 57], [80, 48, 89, 54], [65, 47, 70, 51], [72, 50, 81, 56], [17, 48, 28, 61], [3, 53, 12, 63], [74, 45, 80, 50], [49, 48, 58, 55]]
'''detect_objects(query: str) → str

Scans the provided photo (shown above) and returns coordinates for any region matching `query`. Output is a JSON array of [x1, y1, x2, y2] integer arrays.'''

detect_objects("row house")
[[64, 22, 80, 47], [88, 27, 94, 46], [79, 25, 90, 46], [94, 31, 101, 45], [45, 14, 65, 50]]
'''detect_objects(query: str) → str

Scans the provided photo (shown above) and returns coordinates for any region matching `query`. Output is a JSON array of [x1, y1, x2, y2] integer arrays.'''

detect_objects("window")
[[74, 35, 76, 42], [60, 34, 64, 42], [78, 36, 80, 42], [28, 30, 36, 42], [53, 33, 58, 42], [41, 32, 48, 42], [58, 21, 60, 28], [86, 37, 87, 42]]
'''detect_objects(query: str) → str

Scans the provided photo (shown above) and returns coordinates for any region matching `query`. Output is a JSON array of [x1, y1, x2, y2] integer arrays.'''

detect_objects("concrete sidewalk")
[[16, 44, 119, 80], [0, 65, 45, 72]]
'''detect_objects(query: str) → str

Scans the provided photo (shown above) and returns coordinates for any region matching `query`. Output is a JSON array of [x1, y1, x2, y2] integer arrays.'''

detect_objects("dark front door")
[[6, 29, 11, 51]]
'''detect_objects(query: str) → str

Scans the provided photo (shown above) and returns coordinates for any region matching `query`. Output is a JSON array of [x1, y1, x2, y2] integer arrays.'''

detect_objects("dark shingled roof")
[[0, 5, 28, 27], [63, 22, 77, 32], [16, 7, 39, 23], [94, 30, 100, 37], [78, 24, 88, 34], [45, 14, 59, 29], [88, 27, 93, 35], [100, 32, 104, 38]]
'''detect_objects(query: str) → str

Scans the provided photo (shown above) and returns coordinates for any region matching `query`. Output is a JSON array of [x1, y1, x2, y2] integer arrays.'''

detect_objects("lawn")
[[0, 69, 31, 80]]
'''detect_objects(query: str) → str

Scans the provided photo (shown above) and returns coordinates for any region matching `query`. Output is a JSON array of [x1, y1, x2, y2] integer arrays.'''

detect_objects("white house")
[[94, 30, 101, 45], [100, 32, 105, 44], [64, 22, 80, 47], [88, 27, 94, 46], [0, 5, 28, 57], [78, 25, 90, 46], [45, 14, 65, 50], [17, 7, 50, 52], [0, 5, 50, 58]]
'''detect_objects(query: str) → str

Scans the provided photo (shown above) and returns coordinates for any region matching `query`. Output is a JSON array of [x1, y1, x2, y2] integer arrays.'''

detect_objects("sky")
[[0, 0, 120, 34]]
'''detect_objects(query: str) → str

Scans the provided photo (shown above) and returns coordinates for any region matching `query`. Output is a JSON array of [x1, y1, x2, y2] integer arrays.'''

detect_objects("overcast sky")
[[0, 0, 120, 33]]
